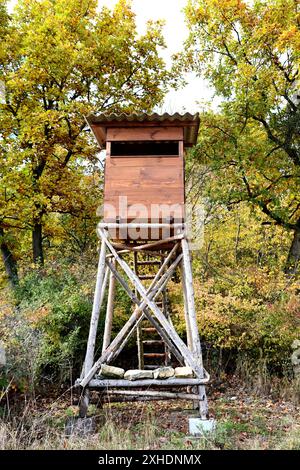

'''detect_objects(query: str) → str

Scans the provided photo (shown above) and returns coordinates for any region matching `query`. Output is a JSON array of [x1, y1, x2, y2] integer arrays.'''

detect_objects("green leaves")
[[179, 1, 300, 272], [0, 0, 169, 267]]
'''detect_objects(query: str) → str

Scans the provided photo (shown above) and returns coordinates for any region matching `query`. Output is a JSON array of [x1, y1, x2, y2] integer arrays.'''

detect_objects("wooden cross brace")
[[80, 229, 206, 388]]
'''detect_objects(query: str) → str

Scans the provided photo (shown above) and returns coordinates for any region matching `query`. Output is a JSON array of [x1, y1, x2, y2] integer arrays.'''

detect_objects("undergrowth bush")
[[171, 267, 300, 373], [1, 258, 299, 393], [0, 260, 133, 390], [14, 265, 93, 381]]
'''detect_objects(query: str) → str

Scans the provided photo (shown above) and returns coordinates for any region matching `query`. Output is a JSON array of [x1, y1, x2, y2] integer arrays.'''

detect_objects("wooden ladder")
[[134, 252, 172, 370]]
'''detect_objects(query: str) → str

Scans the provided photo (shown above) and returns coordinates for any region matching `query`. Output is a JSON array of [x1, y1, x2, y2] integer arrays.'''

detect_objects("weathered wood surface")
[[84, 241, 107, 376], [89, 378, 208, 387], [95, 396, 195, 403], [79, 230, 204, 386], [181, 237, 209, 419], [102, 390, 200, 400], [80, 241, 108, 417], [180, 261, 193, 360], [101, 260, 116, 354], [80, 244, 183, 387], [134, 252, 144, 370]]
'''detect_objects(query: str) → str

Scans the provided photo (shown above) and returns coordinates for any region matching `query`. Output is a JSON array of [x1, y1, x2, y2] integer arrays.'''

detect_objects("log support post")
[[79, 239, 107, 418], [181, 237, 208, 420], [102, 259, 116, 354]]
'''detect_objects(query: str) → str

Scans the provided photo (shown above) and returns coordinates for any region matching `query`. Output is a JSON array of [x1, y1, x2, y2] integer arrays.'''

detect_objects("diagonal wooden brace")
[[99, 229, 204, 377], [80, 242, 182, 387], [80, 230, 203, 388], [105, 254, 184, 364]]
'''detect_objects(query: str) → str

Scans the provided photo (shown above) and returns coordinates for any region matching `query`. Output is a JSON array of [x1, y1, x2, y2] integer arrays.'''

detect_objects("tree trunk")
[[0, 227, 19, 288], [285, 226, 300, 275], [32, 221, 44, 265]]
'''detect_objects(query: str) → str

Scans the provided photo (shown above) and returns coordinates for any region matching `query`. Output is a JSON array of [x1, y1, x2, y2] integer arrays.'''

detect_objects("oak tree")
[[180, 0, 300, 272], [0, 0, 169, 277]]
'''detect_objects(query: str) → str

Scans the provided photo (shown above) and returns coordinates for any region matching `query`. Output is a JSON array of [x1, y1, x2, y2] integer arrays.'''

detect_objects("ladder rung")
[[144, 365, 160, 370], [139, 275, 156, 280], [142, 340, 163, 345], [137, 261, 161, 266], [144, 353, 165, 358], [141, 327, 157, 333]]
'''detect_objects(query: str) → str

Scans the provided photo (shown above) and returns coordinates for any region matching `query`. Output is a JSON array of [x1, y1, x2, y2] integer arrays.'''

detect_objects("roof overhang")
[[85, 112, 200, 149]]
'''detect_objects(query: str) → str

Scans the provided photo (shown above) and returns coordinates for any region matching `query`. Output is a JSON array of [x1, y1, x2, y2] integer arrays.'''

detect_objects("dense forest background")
[[0, 0, 299, 420]]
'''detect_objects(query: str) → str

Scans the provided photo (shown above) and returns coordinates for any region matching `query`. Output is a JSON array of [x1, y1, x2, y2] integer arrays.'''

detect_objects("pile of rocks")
[[98, 364, 195, 381]]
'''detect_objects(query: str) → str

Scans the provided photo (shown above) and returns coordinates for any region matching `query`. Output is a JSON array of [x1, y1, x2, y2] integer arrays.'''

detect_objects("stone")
[[0, 342, 6, 367], [292, 339, 300, 350], [189, 418, 216, 436], [291, 350, 300, 366], [100, 364, 125, 379], [294, 365, 300, 376], [124, 369, 153, 381], [153, 366, 175, 379], [174, 366, 194, 378]]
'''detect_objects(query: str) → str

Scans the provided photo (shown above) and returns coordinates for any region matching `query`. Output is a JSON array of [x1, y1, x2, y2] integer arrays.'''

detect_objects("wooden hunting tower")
[[77, 113, 211, 427]]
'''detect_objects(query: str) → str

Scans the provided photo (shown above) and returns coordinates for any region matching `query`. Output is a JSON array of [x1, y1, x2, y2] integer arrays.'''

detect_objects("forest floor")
[[1, 376, 300, 450]]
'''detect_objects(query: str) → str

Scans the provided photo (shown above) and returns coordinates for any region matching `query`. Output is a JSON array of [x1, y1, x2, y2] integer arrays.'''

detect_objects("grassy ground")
[[1, 378, 299, 450]]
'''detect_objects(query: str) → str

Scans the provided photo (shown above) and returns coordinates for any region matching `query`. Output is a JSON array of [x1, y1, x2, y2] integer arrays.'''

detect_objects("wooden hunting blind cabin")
[[86, 112, 200, 237], [77, 112, 211, 430]]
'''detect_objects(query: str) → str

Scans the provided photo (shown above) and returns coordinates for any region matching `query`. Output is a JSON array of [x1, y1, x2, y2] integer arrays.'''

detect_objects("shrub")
[[170, 267, 300, 373], [1, 260, 136, 388], [194, 269, 300, 370]]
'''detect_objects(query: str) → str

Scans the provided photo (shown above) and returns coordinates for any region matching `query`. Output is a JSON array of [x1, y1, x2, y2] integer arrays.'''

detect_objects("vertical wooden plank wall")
[[103, 127, 185, 228]]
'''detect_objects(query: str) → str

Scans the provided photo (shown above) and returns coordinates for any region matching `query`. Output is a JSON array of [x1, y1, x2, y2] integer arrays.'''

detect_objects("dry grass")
[[0, 378, 300, 450]]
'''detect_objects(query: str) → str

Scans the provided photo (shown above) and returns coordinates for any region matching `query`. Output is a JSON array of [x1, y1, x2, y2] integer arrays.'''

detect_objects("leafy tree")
[[0, 0, 168, 277], [179, 0, 300, 273]]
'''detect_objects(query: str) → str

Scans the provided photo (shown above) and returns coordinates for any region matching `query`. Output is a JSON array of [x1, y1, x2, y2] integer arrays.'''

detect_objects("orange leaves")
[[0, 0, 169, 266], [26, 305, 50, 325], [277, 25, 300, 51]]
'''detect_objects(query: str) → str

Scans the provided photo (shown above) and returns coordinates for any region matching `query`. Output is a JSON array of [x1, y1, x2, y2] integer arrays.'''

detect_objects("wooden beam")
[[80, 241, 108, 416], [105, 253, 184, 364], [98, 223, 185, 229], [84, 242, 107, 376], [180, 261, 193, 359], [100, 230, 204, 376], [88, 377, 209, 387], [100, 396, 194, 403], [107, 234, 184, 253], [106, 126, 183, 142], [102, 259, 116, 354], [181, 239, 202, 362], [181, 237, 209, 419], [102, 390, 200, 400], [80, 244, 182, 386], [134, 252, 144, 370]]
